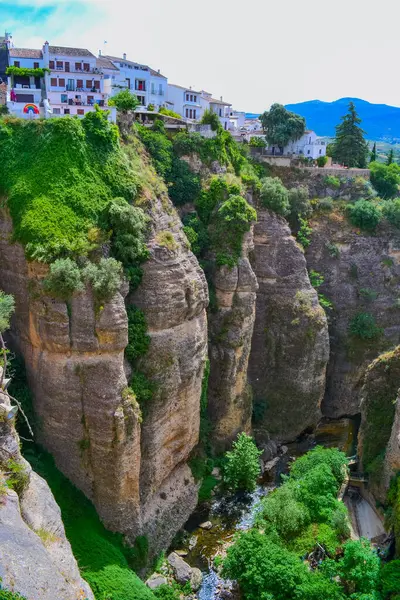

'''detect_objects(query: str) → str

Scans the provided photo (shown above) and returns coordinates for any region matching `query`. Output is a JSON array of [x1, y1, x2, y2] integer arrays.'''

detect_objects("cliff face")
[[248, 209, 329, 443], [0, 196, 208, 554], [0, 375, 93, 600], [306, 213, 400, 418], [207, 229, 258, 451]]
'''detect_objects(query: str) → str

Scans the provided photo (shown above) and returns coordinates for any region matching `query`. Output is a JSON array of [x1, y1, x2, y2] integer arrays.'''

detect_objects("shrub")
[[380, 559, 400, 598], [325, 175, 340, 189], [338, 538, 380, 595], [222, 432, 261, 492], [318, 197, 334, 211], [43, 258, 84, 299], [201, 109, 222, 132], [108, 197, 149, 266], [137, 125, 173, 177], [349, 312, 382, 340], [317, 155, 328, 167], [82, 105, 119, 151], [131, 371, 155, 408], [125, 306, 151, 364], [83, 257, 123, 301], [347, 199, 381, 232], [370, 161, 400, 199], [109, 89, 140, 112], [147, 104, 155, 111], [260, 177, 290, 216], [256, 482, 310, 541], [290, 446, 347, 488], [249, 136, 266, 148], [292, 463, 339, 522], [383, 198, 400, 228], [288, 185, 311, 219], [0, 587, 28, 600], [167, 156, 201, 206], [297, 217, 312, 248], [158, 106, 181, 119], [0, 291, 15, 333], [173, 131, 204, 156]]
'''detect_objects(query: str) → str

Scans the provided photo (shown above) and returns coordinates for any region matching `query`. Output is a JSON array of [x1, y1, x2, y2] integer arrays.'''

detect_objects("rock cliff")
[[248, 209, 329, 443], [306, 213, 400, 418]]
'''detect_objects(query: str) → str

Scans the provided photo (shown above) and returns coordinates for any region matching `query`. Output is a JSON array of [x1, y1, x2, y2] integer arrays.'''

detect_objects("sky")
[[3, 0, 400, 113]]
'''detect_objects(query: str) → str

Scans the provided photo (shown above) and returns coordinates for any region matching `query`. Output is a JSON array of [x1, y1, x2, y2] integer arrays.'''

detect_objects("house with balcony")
[[43, 42, 115, 120], [167, 84, 232, 128], [268, 130, 326, 159], [6, 47, 46, 118], [102, 53, 167, 110], [202, 91, 231, 130]]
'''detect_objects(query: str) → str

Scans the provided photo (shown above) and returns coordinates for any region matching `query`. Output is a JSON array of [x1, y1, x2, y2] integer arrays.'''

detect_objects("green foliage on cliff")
[[260, 176, 290, 216], [0, 291, 15, 334], [370, 162, 400, 199], [211, 195, 257, 267], [347, 199, 382, 232], [349, 312, 382, 340], [222, 433, 261, 492], [125, 306, 154, 411], [383, 198, 400, 228], [0, 587, 27, 600], [109, 89, 140, 112], [25, 448, 155, 600]]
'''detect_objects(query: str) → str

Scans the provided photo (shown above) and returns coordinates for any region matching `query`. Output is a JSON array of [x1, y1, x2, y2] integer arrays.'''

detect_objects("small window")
[[307, 150, 311, 155], [190, 94, 193, 101], [34, 62, 39, 69], [75, 62, 81, 70], [59, 78, 65, 87], [77, 80, 83, 89], [61, 94, 68, 103], [83, 63, 90, 72], [185, 108, 188, 117], [65, 62, 70, 72], [93, 80, 100, 89], [219, 109, 222, 116], [319, 149, 322, 155], [193, 95, 196, 102], [64, 108, 70, 114], [186, 93, 189, 101], [193, 109, 196, 119], [53, 108, 61, 114], [77, 108, 84, 115], [86, 80, 92, 88], [49, 60, 55, 69], [56, 61, 63, 69], [50, 78, 57, 86], [14, 61, 20, 67]]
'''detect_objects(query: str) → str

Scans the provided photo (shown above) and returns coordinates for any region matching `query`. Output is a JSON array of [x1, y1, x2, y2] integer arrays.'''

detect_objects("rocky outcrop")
[[207, 229, 258, 451], [0, 190, 208, 555], [248, 209, 329, 443], [0, 378, 93, 600], [306, 214, 400, 418]]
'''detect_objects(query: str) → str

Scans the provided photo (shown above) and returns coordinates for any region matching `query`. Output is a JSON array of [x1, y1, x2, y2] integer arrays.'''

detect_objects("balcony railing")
[[50, 66, 102, 75]]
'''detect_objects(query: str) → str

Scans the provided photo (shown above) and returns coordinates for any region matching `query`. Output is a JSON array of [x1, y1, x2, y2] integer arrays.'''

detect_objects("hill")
[[284, 97, 400, 141]]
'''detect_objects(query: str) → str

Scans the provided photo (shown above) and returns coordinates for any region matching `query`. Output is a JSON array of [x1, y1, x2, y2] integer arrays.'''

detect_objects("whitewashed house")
[[43, 43, 115, 120], [102, 54, 168, 110], [167, 84, 231, 128], [6, 47, 46, 118], [229, 110, 246, 131], [269, 130, 326, 158]]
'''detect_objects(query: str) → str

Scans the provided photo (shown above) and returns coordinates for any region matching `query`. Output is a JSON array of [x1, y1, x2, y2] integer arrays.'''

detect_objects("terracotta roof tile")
[[49, 46, 95, 58], [9, 47, 43, 59]]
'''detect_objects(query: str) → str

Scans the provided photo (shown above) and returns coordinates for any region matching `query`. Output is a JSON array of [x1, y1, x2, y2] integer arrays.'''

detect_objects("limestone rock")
[[168, 551, 193, 584], [146, 573, 168, 589], [199, 520, 213, 530], [190, 567, 203, 591], [248, 209, 329, 442]]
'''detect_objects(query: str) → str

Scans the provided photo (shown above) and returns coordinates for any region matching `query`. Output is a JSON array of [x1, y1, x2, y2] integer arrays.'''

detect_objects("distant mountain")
[[284, 98, 400, 141]]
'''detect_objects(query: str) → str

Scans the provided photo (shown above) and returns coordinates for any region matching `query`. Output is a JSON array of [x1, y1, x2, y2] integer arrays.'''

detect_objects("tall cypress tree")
[[370, 142, 377, 163], [332, 102, 369, 168], [387, 148, 394, 165]]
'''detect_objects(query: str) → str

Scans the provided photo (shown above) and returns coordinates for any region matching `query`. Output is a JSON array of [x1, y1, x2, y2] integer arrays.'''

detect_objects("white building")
[[167, 84, 231, 128], [7, 47, 46, 118], [269, 130, 326, 159], [43, 43, 115, 119], [102, 54, 167, 110], [229, 110, 246, 131]]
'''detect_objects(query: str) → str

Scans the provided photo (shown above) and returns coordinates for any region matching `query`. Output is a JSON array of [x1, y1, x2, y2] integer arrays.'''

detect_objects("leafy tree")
[[43, 258, 84, 299], [222, 433, 261, 492], [212, 195, 257, 266], [331, 102, 369, 168], [370, 162, 400, 199], [383, 198, 400, 228], [292, 463, 339, 522], [370, 142, 377, 163], [108, 197, 149, 266], [289, 446, 347, 486], [347, 199, 381, 231], [317, 155, 328, 167], [259, 103, 306, 150], [256, 482, 310, 541], [201, 109, 222, 131], [82, 257, 123, 301], [338, 538, 380, 595], [167, 155, 201, 206], [249, 136, 267, 148], [387, 148, 395, 166], [137, 125, 173, 177], [380, 559, 400, 598], [260, 177, 290, 216], [109, 89, 140, 112], [288, 185, 311, 221]]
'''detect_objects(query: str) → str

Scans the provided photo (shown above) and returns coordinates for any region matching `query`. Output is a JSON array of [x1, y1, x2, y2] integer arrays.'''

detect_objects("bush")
[[325, 175, 340, 189], [256, 482, 310, 541], [289, 446, 347, 487], [338, 538, 380, 595], [349, 312, 382, 340], [370, 161, 400, 199], [167, 156, 201, 206], [260, 177, 290, 216], [249, 136, 266, 147], [108, 197, 149, 266], [125, 306, 150, 364], [83, 257, 123, 301], [222, 432, 261, 492], [201, 109, 222, 132], [212, 194, 257, 267], [82, 105, 119, 151], [383, 198, 400, 228], [43, 258, 84, 299], [297, 217, 312, 248], [173, 131, 204, 156], [0, 587, 28, 600], [380, 559, 400, 598], [137, 125, 173, 177], [347, 199, 381, 232], [109, 89, 140, 112], [0, 291, 15, 334], [159, 106, 181, 119], [288, 185, 311, 218], [317, 155, 328, 167]]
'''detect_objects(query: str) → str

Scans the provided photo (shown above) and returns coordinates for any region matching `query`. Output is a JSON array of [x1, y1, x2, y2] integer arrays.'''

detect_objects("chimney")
[[99, 49, 102, 56], [123, 52, 126, 60], [158, 69, 160, 74], [220, 96, 223, 101]]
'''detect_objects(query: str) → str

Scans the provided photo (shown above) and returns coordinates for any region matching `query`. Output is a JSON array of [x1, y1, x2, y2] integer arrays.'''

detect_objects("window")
[[61, 94, 68, 103], [219, 108, 222, 116], [51, 78, 57, 86], [34, 62, 39, 69], [75, 62, 81, 71], [67, 79, 75, 91], [59, 78, 65, 87], [309, 137, 311, 143], [93, 80, 100, 90], [189, 109, 193, 118], [53, 108, 61, 115], [193, 95, 197, 102], [193, 109, 196, 119], [56, 61, 63, 70], [65, 62, 70, 72], [49, 60, 55, 69], [64, 108, 70, 114], [126, 78, 131, 89], [159, 84, 163, 96], [319, 149, 322, 155], [137, 95, 145, 105], [307, 150, 311, 155], [185, 108, 188, 117], [15, 93, 34, 103], [14, 61, 20, 67], [86, 80, 92, 89], [190, 94, 193, 101], [77, 79, 83, 89], [151, 83, 155, 94], [186, 93, 189, 101], [77, 108, 84, 115], [135, 79, 145, 91], [83, 63, 90, 72]]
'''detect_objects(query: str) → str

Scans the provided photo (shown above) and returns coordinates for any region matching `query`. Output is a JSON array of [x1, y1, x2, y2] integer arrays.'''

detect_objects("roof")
[[169, 83, 201, 94], [9, 47, 43, 59], [96, 56, 119, 71], [209, 97, 232, 106], [103, 55, 167, 78], [49, 46, 95, 58]]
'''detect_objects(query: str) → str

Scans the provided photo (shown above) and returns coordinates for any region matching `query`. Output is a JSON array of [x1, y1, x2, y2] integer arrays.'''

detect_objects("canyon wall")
[[248, 209, 330, 443]]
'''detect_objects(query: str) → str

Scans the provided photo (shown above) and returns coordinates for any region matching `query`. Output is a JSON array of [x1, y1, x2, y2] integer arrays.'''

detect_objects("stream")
[[172, 417, 379, 600]]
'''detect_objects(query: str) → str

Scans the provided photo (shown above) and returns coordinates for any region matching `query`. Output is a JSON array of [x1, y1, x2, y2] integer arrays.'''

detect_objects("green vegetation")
[[201, 109, 222, 131], [349, 312, 382, 340], [82, 258, 123, 301], [0, 291, 15, 335], [222, 433, 261, 492], [125, 306, 153, 411], [370, 162, 400, 199], [288, 185, 311, 222], [211, 194, 256, 267], [309, 270, 333, 311], [158, 107, 181, 119], [387, 148, 395, 166], [380, 559, 400, 598], [43, 258, 84, 299], [383, 198, 400, 228], [325, 175, 341, 189], [331, 101, 369, 168], [347, 199, 381, 232], [0, 587, 28, 600], [109, 89, 139, 112], [260, 176, 290, 216], [249, 136, 266, 147], [6, 65, 47, 78], [370, 142, 377, 163], [259, 103, 306, 149], [316, 155, 328, 167], [297, 217, 312, 248]]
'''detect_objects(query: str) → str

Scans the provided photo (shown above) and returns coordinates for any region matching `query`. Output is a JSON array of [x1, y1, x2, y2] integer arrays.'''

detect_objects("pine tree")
[[387, 148, 394, 165], [370, 142, 377, 163], [332, 102, 369, 168]]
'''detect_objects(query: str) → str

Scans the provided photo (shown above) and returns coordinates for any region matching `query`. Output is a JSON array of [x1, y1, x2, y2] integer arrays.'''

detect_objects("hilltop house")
[[102, 53, 168, 110], [6, 47, 46, 118], [268, 130, 326, 158], [167, 84, 231, 128]]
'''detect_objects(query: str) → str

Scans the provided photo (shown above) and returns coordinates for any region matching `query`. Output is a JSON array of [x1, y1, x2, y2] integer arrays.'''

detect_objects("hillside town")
[[0, 32, 326, 160]]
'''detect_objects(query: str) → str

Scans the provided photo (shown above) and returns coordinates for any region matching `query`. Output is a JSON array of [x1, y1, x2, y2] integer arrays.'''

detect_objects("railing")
[[50, 66, 102, 75]]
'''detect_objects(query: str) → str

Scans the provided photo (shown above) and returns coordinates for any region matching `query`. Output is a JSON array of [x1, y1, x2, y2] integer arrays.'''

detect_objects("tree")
[[109, 89, 139, 112], [289, 446, 347, 486], [387, 148, 395, 165], [370, 161, 400, 198], [383, 198, 400, 228], [0, 291, 15, 388], [259, 103, 306, 150], [347, 199, 381, 232], [256, 482, 310, 541], [201, 109, 222, 132], [288, 185, 311, 222], [338, 538, 380, 595], [222, 432, 261, 492], [370, 142, 377, 163], [380, 559, 400, 598], [260, 177, 290, 216], [331, 102, 369, 168]]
